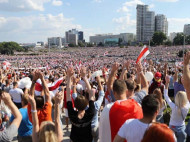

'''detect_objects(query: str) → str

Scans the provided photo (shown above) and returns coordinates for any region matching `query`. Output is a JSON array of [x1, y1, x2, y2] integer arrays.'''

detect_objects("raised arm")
[[81, 66, 91, 93], [119, 61, 130, 81], [30, 71, 39, 97], [183, 51, 190, 100], [66, 67, 74, 102], [136, 62, 148, 93], [1, 92, 22, 128], [107, 62, 119, 92], [173, 66, 178, 83], [28, 95, 39, 142], [38, 71, 51, 103], [164, 75, 175, 108], [54, 92, 64, 142]]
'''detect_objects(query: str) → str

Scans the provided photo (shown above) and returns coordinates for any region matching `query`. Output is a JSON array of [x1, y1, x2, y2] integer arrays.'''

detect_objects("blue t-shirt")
[[10, 108, 33, 136]]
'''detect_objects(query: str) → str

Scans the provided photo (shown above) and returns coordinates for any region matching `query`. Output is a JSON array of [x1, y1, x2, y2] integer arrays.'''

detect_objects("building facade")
[[65, 29, 83, 45], [136, 4, 155, 42], [89, 33, 135, 45], [184, 24, 190, 35], [155, 14, 168, 36], [48, 37, 62, 47]]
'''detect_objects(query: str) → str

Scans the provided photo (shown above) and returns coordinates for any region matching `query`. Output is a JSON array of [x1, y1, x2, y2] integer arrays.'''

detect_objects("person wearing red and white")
[[99, 62, 143, 142], [113, 95, 160, 142]]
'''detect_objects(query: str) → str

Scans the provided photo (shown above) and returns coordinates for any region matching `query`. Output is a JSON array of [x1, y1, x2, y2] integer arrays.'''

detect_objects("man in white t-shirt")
[[9, 82, 24, 109], [113, 95, 160, 142], [99, 63, 143, 142]]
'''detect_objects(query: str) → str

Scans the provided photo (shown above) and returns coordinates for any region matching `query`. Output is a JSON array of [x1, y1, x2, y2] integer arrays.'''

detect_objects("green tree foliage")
[[173, 33, 190, 45], [152, 32, 167, 45], [164, 40, 172, 46], [173, 33, 184, 45], [68, 43, 76, 47], [177, 49, 188, 58], [0, 41, 23, 55], [78, 41, 85, 47]]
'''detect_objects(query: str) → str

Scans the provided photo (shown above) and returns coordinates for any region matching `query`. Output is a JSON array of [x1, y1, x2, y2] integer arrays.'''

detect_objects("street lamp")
[[183, 34, 186, 56]]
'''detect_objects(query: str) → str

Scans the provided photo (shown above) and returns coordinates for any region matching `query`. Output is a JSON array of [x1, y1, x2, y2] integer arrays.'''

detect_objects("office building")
[[65, 29, 83, 45], [89, 33, 135, 45], [78, 31, 84, 41], [48, 37, 62, 47], [155, 14, 168, 36], [136, 5, 155, 42], [184, 24, 190, 35]]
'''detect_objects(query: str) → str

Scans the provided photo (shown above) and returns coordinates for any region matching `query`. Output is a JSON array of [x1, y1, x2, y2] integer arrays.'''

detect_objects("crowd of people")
[[1, 46, 190, 142]]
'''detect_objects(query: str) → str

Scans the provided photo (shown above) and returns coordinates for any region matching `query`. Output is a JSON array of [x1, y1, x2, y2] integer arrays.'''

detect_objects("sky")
[[0, 0, 190, 43]]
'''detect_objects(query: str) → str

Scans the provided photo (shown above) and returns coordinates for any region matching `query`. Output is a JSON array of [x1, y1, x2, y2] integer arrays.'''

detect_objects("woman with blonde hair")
[[164, 76, 190, 142], [28, 91, 63, 142]]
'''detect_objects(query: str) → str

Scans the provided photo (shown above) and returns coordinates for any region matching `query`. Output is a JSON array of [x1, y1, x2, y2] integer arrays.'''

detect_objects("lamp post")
[[183, 34, 186, 57]]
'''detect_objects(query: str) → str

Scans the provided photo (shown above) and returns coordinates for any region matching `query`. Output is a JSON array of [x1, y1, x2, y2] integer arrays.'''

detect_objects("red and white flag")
[[2, 61, 11, 70], [35, 77, 63, 96], [104, 51, 108, 56], [99, 99, 143, 142], [136, 45, 150, 63]]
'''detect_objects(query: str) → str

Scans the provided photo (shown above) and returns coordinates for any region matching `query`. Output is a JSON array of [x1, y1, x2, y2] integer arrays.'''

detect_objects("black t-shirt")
[[67, 100, 95, 142]]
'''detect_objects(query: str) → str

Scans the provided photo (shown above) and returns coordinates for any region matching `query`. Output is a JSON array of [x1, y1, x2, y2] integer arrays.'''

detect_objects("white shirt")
[[9, 88, 24, 103], [79, 80, 86, 90], [99, 102, 114, 142], [164, 89, 190, 126], [118, 119, 149, 142]]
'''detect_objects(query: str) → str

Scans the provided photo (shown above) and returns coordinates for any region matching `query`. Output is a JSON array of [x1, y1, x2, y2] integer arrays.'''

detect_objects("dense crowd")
[[1, 46, 190, 142]]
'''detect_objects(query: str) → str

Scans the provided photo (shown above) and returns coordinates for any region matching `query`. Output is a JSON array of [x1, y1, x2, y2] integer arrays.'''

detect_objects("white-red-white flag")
[[35, 77, 63, 96], [104, 51, 108, 56], [136, 45, 150, 64]]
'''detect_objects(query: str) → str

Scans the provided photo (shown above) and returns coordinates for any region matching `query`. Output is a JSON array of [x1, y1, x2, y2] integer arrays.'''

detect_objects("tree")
[[152, 32, 167, 45], [0, 41, 23, 55], [98, 42, 104, 47], [164, 40, 172, 46], [78, 41, 85, 47], [118, 38, 123, 46], [139, 42, 143, 47], [173, 33, 184, 45], [177, 49, 188, 58], [68, 43, 75, 47]]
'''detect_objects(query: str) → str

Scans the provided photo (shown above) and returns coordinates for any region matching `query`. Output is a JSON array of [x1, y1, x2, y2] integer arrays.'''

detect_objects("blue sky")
[[0, 0, 189, 43]]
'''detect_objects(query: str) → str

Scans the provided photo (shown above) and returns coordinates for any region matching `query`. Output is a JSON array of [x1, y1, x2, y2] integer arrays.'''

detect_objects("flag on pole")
[[136, 45, 150, 64]]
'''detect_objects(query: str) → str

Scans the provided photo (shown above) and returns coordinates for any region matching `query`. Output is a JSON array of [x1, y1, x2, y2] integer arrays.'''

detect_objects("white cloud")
[[168, 18, 190, 33], [113, 15, 136, 33], [149, 4, 155, 9], [0, 0, 8, 3], [155, 0, 178, 2], [0, 13, 82, 42], [114, 0, 144, 33], [93, 0, 103, 3], [117, 0, 144, 13], [0, 0, 50, 11], [52, 0, 63, 6]]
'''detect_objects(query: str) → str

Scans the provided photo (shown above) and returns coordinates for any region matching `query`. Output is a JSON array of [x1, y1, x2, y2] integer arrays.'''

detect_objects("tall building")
[[136, 4, 155, 42], [68, 34, 78, 45], [155, 14, 168, 36], [78, 31, 84, 41], [48, 37, 62, 47], [184, 24, 190, 35], [65, 29, 83, 45]]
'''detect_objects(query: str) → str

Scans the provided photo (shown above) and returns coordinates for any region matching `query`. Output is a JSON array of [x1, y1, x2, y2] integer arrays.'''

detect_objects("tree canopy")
[[0, 42, 24, 55], [152, 32, 167, 45], [173, 33, 190, 45]]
